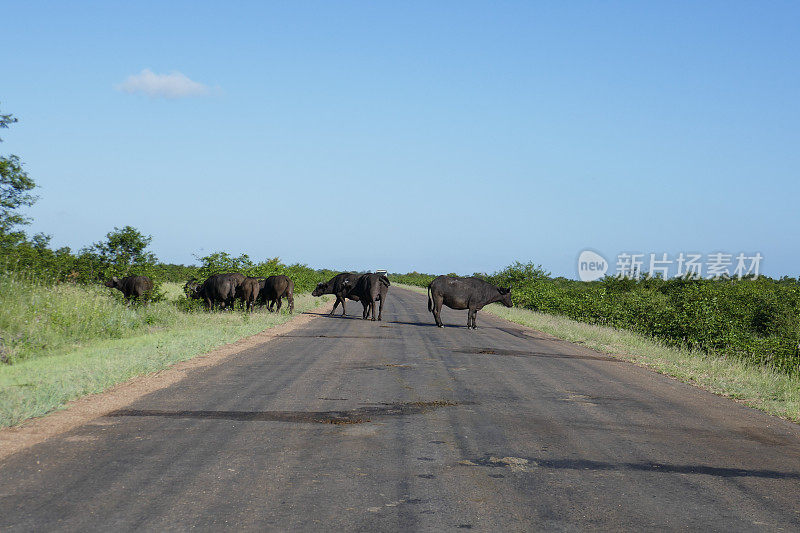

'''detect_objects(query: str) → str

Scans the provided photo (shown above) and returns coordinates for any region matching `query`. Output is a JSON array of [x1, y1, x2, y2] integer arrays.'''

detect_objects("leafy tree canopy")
[[92, 225, 157, 276], [0, 105, 37, 244]]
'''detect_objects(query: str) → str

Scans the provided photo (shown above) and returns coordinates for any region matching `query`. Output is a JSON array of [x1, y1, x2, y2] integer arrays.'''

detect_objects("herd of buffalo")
[[104, 272, 513, 329]]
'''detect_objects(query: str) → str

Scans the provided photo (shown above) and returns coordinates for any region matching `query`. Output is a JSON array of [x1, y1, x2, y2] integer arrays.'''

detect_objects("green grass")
[[1, 278, 186, 363], [0, 277, 329, 428], [394, 283, 800, 422]]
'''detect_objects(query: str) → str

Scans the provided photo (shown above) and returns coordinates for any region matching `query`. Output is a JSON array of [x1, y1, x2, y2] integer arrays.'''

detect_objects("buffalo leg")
[[288, 295, 294, 313], [432, 297, 444, 327], [275, 296, 282, 313], [330, 295, 343, 316]]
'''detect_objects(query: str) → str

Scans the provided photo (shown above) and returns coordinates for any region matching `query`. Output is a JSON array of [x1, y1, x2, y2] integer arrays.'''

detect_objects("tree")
[[92, 226, 157, 276], [0, 106, 37, 245]]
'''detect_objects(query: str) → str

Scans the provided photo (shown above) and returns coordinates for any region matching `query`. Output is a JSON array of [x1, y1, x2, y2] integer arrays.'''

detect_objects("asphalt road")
[[2, 287, 800, 532]]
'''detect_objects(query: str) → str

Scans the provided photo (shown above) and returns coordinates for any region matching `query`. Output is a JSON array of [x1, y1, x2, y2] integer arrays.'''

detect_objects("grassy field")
[[0, 278, 329, 428], [395, 283, 800, 422]]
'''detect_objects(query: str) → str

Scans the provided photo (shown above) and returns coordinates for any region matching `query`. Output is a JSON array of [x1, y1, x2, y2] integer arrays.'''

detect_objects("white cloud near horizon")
[[115, 69, 210, 98]]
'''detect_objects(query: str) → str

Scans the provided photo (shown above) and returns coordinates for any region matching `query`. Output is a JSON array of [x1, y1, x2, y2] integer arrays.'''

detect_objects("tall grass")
[[0, 276, 185, 363]]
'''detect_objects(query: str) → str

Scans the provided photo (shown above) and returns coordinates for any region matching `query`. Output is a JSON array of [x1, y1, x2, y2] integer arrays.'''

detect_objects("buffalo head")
[[184, 279, 203, 299], [104, 276, 122, 290], [312, 282, 328, 297], [498, 287, 513, 307]]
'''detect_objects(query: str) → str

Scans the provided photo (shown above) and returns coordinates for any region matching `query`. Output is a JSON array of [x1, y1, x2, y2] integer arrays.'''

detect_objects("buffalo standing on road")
[[259, 275, 295, 313], [346, 273, 390, 321], [105, 275, 154, 304], [427, 276, 512, 329], [312, 273, 361, 316]]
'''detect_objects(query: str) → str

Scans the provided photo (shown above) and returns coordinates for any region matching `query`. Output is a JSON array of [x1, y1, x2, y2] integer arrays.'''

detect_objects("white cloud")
[[115, 69, 210, 98]]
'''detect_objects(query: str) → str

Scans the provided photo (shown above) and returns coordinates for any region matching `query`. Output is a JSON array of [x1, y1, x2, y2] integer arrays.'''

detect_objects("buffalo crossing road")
[[2, 287, 800, 531]]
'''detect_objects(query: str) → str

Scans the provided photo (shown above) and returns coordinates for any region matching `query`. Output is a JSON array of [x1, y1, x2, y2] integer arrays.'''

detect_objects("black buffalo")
[[346, 273, 390, 321], [104, 275, 154, 303], [312, 273, 361, 316], [184, 278, 201, 297], [427, 276, 512, 329], [187, 273, 242, 310], [237, 277, 262, 312], [226, 272, 246, 308], [259, 275, 295, 313]]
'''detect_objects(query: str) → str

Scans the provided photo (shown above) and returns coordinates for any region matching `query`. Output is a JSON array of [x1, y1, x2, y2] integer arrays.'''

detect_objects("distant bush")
[[390, 272, 436, 287]]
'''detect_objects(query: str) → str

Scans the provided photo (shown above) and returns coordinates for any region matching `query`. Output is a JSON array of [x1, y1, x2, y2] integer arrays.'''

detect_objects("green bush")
[[390, 272, 436, 288], [486, 265, 800, 375]]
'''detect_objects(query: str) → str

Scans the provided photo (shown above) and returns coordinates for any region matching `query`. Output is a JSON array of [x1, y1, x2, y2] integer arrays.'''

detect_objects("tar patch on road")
[[274, 334, 399, 339], [107, 401, 463, 426], [453, 347, 617, 362], [458, 454, 800, 479]]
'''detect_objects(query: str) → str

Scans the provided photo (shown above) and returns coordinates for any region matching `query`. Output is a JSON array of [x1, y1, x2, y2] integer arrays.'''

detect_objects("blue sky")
[[2, 1, 798, 277]]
